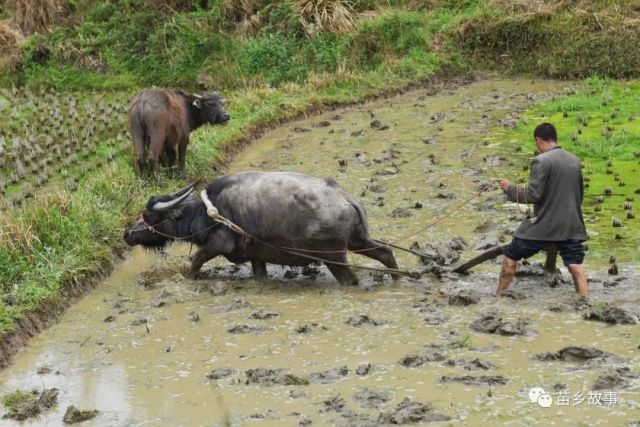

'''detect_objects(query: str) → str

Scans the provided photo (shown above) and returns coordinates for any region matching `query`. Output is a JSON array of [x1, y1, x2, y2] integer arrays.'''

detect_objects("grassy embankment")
[[1, 0, 640, 335]]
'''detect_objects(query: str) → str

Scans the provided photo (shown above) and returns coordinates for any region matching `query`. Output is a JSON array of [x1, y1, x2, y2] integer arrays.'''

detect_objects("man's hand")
[[497, 179, 510, 192]]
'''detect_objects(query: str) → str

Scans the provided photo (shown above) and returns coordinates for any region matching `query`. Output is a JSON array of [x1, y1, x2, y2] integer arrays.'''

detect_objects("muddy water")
[[2, 80, 640, 426]]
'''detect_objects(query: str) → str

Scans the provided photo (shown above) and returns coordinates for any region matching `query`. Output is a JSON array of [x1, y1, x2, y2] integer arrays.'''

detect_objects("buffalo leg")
[[135, 154, 145, 175], [178, 142, 187, 177], [147, 135, 164, 176], [324, 254, 359, 285], [165, 145, 176, 170], [251, 260, 268, 279], [189, 247, 219, 278], [349, 238, 400, 279]]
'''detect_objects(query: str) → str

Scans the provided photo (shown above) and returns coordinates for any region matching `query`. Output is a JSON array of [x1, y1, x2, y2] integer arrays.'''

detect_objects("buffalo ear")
[[192, 98, 202, 109]]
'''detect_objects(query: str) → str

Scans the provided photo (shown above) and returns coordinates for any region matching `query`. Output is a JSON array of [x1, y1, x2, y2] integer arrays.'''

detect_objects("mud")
[[584, 304, 639, 325], [593, 367, 640, 390], [2, 388, 58, 421], [206, 367, 237, 380], [448, 289, 481, 306], [440, 375, 509, 386], [399, 352, 446, 368], [353, 388, 392, 409], [245, 368, 308, 386], [469, 313, 532, 336], [346, 315, 387, 327], [2, 79, 640, 425], [444, 358, 496, 371], [62, 405, 98, 424], [309, 366, 349, 384], [377, 398, 451, 424]]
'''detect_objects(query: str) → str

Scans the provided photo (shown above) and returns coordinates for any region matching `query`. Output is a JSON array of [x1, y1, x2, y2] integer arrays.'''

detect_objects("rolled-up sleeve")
[[506, 157, 549, 204]]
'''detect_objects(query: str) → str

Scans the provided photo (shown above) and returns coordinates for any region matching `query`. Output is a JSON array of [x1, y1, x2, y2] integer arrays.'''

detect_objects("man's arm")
[[503, 157, 549, 204], [578, 163, 584, 204]]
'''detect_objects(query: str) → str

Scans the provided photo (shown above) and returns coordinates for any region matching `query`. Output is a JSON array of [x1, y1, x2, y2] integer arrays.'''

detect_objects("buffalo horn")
[[170, 182, 197, 199], [151, 185, 195, 212]]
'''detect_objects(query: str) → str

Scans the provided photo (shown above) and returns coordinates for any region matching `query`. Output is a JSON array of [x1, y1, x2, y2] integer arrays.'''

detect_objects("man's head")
[[533, 123, 558, 153]]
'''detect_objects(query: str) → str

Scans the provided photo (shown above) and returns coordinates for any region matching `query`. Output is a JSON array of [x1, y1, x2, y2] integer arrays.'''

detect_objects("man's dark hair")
[[534, 123, 557, 142]]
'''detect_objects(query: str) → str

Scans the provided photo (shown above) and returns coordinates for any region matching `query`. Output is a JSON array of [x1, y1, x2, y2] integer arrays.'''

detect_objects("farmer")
[[496, 123, 589, 297]]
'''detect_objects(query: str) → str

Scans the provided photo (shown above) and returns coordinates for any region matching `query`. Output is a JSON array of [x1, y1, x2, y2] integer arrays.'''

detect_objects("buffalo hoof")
[[187, 270, 203, 280]]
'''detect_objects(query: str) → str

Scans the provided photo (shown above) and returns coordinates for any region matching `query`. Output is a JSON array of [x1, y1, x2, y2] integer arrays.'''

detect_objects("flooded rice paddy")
[[1, 79, 639, 426]]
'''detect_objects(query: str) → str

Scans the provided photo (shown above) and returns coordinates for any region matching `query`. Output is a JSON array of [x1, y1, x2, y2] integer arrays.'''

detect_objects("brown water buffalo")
[[129, 89, 229, 176]]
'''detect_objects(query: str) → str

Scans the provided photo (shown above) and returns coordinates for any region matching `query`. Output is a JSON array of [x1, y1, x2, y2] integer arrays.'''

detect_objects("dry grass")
[[6, 0, 65, 35], [223, 0, 259, 22], [222, 0, 262, 37], [295, 0, 357, 35], [148, 0, 197, 13], [54, 39, 107, 72], [487, 0, 571, 14], [0, 20, 24, 72]]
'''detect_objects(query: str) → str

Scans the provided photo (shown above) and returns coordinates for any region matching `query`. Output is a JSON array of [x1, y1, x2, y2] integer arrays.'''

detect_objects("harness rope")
[[198, 189, 488, 279], [127, 187, 492, 279]]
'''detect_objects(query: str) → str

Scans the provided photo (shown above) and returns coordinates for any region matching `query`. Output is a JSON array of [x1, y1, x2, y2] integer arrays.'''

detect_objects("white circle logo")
[[528, 387, 546, 403], [537, 393, 553, 408]]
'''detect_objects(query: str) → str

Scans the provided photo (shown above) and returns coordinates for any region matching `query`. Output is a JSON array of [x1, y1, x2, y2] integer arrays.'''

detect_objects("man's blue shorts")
[[503, 237, 585, 266]]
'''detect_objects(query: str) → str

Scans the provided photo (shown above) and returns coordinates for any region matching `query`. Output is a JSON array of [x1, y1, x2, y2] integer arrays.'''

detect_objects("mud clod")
[[346, 315, 387, 327], [534, 346, 607, 362], [584, 304, 638, 325], [470, 313, 530, 336], [448, 290, 480, 306], [309, 366, 349, 384], [440, 375, 508, 386], [399, 352, 446, 368], [593, 367, 640, 390], [356, 363, 372, 376], [63, 405, 98, 424], [250, 309, 280, 320], [2, 389, 58, 421], [289, 389, 307, 399], [322, 395, 347, 413], [295, 323, 328, 333], [206, 367, 237, 380], [377, 398, 451, 424], [444, 358, 496, 371], [390, 207, 412, 218], [227, 324, 269, 334], [245, 368, 309, 386], [417, 237, 467, 267], [353, 388, 392, 409], [217, 298, 251, 313], [370, 119, 389, 130], [498, 290, 526, 300]]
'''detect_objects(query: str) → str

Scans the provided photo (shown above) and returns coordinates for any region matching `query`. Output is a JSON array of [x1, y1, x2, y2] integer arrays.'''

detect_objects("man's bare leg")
[[496, 256, 517, 295], [567, 264, 588, 298]]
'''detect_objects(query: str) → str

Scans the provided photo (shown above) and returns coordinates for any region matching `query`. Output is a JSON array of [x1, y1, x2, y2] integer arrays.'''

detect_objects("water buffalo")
[[124, 172, 399, 284], [129, 89, 230, 176]]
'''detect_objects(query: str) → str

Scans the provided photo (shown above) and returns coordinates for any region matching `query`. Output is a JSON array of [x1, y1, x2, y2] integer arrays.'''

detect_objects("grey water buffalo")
[[124, 172, 399, 284], [129, 89, 230, 176]]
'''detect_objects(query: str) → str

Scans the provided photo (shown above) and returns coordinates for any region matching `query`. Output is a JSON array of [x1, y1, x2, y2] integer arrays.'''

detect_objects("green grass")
[[499, 77, 640, 262], [2, 389, 38, 410]]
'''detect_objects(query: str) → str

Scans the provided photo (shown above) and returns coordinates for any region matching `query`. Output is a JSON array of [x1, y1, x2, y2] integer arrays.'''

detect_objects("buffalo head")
[[124, 183, 197, 249], [192, 92, 230, 126]]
